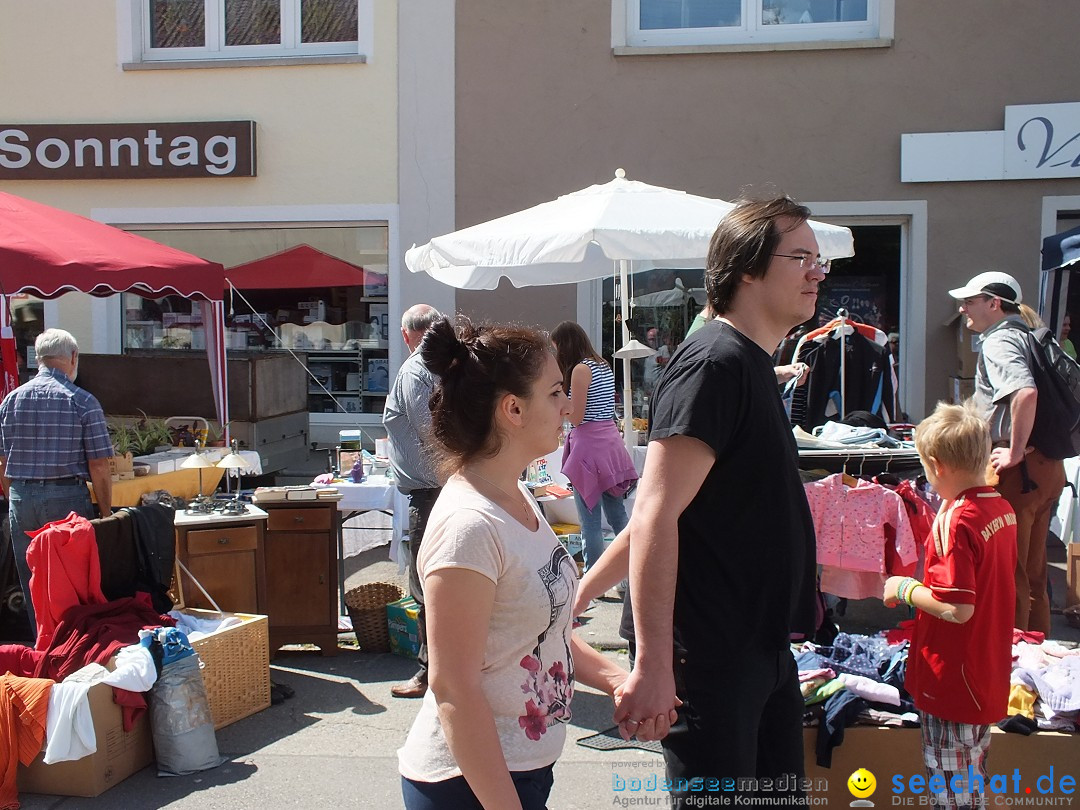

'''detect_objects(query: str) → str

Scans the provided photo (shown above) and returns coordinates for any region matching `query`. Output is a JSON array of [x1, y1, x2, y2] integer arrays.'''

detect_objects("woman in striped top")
[[551, 322, 638, 572]]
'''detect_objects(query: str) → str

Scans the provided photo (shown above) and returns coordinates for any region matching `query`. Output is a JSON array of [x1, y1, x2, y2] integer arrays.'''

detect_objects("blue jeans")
[[574, 489, 629, 571], [8, 479, 95, 635], [402, 765, 554, 809]]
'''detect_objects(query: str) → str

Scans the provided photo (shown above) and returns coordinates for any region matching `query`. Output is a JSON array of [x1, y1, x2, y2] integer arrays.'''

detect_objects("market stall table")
[[90, 466, 227, 508], [317, 475, 409, 614]]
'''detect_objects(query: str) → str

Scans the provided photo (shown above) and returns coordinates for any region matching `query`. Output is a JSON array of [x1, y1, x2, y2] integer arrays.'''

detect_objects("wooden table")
[[92, 467, 226, 508]]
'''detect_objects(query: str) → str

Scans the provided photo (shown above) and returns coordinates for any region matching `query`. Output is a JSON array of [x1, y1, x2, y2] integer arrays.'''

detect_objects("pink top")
[[805, 474, 917, 575], [561, 420, 638, 510]]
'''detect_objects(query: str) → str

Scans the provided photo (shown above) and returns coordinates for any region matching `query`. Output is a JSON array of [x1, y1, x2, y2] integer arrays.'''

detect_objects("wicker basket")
[[345, 582, 403, 652], [183, 608, 271, 730]]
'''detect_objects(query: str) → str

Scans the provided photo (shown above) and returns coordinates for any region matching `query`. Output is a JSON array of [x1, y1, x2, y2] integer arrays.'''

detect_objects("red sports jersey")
[[905, 486, 1017, 725]]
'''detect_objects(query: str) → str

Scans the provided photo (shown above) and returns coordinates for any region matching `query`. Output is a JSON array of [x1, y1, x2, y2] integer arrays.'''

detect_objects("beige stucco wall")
[[453, 0, 1080, 416], [0, 0, 398, 347]]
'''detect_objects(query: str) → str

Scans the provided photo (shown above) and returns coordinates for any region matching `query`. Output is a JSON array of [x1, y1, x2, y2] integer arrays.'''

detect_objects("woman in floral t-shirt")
[[397, 317, 633, 810]]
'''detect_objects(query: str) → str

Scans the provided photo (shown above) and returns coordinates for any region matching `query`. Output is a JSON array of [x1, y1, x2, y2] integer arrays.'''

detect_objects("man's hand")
[[612, 665, 680, 741], [990, 444, 1030, 473], [774, 362, 809, 386]]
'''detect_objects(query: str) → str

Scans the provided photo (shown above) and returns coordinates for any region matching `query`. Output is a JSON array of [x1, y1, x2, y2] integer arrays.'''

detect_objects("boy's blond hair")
[[913, 400, 991, 474]]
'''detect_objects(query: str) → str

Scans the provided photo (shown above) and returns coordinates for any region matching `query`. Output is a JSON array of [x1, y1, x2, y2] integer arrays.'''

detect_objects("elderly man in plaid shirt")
[[0, 328, 113, 639]]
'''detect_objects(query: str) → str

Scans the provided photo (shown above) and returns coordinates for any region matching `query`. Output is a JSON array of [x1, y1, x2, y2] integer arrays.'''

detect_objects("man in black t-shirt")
[[614, 196, 822, 807]]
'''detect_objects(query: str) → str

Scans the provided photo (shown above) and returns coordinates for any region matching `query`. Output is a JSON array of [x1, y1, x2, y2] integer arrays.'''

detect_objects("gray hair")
[[401, 304, 442, 334], [35, 328, 78, 360]]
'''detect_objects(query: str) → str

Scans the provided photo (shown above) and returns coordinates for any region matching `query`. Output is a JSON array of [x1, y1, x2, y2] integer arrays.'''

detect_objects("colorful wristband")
[[900, 578, 922, 607]]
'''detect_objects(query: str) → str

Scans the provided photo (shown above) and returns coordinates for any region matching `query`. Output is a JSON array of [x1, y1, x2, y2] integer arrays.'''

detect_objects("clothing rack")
[[835, 308, 848, 419]]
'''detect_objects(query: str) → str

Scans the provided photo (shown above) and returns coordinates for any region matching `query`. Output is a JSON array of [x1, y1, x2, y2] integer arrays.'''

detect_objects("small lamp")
[[614, 339, 657, 360], [180, 451, 215, 501], [217, 444, 250, 500]]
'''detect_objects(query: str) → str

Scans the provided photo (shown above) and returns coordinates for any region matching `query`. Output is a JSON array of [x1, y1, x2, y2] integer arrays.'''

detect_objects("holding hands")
[[611, 667, 681, 742]]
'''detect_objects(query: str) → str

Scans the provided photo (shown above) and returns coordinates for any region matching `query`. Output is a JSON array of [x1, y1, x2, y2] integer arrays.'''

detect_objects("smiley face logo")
[[848, 768, 877, 801]]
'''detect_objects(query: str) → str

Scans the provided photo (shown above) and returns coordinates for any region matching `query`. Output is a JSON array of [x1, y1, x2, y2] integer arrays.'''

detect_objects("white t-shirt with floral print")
[[397, 477, 579, 782]]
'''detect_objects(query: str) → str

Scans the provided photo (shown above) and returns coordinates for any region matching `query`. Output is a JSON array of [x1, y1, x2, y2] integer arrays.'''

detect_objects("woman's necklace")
[[464, 468, 534, 523]]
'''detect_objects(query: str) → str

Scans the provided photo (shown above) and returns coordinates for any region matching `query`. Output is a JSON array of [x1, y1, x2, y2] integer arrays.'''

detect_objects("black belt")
[[17, 476, 84, 486], [407, 487, 441, 498]]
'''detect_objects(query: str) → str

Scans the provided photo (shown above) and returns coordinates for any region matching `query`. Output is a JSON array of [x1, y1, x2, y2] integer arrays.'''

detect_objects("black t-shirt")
[[626, 319, 816, 655]]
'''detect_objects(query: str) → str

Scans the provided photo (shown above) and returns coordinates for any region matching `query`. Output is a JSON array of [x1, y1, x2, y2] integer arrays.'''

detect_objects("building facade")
[[0, 0, 453, 448], [446, 0, 1080, 420]]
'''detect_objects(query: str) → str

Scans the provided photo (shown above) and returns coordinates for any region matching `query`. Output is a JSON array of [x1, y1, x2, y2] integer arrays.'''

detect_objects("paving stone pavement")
[[13, 541, 1079, 808]]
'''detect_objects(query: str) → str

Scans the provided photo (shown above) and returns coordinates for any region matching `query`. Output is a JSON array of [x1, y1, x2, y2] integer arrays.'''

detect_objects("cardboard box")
[[18, 679, 153, 797], [132, 454, 176, 474], [804, 726, 1079, 804], [108, 453, 134, 476], [364, 358, 389, 393], [386, 596, 421, 658]]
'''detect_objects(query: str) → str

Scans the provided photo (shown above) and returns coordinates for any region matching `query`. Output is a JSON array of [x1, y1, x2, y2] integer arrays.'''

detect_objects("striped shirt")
[[382, 349, 440, 492], [571, 358, 616, 423], [0, 366, 113, 480]]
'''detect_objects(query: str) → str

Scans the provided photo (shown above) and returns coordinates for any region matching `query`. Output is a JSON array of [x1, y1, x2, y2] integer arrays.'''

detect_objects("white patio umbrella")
[[406, 169, 855, 445]]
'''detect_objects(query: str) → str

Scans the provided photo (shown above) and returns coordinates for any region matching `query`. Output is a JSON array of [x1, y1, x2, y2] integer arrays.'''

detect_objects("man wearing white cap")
[[948, 271, 1065, 634]]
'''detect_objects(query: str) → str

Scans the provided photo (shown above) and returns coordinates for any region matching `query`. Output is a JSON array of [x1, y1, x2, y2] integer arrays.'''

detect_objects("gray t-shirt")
[[973, 315, 1036, 443]]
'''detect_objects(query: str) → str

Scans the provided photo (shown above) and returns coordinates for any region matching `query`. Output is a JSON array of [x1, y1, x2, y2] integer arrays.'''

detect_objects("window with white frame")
[[139, 0, 360, 61], [625, 0, 887, 48]]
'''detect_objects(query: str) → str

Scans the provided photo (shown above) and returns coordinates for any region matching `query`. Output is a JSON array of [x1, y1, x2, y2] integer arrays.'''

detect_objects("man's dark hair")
[[704, 196, 811, 315]]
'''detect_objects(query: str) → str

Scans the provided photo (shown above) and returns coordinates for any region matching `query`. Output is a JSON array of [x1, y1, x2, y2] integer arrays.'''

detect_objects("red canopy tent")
[[0, 191, 230, 435], [224, 244, 385, 289]]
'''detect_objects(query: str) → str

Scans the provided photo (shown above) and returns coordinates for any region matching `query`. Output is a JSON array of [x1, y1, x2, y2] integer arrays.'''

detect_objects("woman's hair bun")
[[420, 316, 469, 377]]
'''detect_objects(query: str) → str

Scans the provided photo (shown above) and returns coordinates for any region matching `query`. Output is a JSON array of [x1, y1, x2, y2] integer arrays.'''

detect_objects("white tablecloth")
[[323, 476, 410, 561]]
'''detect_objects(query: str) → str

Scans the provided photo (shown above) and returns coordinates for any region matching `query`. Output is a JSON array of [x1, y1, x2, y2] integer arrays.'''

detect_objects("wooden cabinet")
[[175, 516, 267, 614], [261, 501, 339, 656]]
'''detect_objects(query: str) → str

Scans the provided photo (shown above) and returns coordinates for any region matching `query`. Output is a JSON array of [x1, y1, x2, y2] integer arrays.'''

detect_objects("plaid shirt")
[[0, 366, 113, 480]]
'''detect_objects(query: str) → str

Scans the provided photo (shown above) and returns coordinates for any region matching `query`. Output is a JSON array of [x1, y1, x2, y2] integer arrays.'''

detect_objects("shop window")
[[121, 225, 390, 416], [139, 0, 361, 61], [601, 269, 707, 419], [8, 294, 44, 383], [623, 0, 888, 48], [600, 224, 902, 416]]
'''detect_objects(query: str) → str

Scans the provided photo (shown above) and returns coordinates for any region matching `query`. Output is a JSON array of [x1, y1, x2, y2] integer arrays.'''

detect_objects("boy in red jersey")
[[884, 401, 1017, 810]]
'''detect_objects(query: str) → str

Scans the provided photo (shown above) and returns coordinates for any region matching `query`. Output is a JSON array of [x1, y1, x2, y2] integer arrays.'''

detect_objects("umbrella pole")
[[619, 259, 635, 449]]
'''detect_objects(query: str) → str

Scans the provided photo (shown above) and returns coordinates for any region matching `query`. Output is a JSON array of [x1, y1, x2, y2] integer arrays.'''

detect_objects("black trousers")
[[662, 646, 805, 808], [405, 487, 441, 678]]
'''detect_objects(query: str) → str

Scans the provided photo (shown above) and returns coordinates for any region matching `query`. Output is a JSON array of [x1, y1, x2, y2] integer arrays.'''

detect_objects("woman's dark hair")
[[704, 195, 811, 315], [550, 321, 605, 393], [421, 315, 552, 469]]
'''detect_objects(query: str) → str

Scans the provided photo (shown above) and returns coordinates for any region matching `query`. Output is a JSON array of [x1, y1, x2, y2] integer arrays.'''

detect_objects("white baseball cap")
[[948, 271, 1022, 305]]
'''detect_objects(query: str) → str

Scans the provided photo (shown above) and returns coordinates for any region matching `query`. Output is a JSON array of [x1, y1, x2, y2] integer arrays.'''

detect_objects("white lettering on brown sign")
[[0, 121, 256, 179]]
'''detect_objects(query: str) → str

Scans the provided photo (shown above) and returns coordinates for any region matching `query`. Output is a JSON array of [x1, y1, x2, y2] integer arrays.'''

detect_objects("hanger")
[[840, 452, 858, 487]]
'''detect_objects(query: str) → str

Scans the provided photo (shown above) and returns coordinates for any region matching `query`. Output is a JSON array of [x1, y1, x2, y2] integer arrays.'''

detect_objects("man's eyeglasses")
[[771, 253, 830, 273], [960, 295, 990, 307]]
